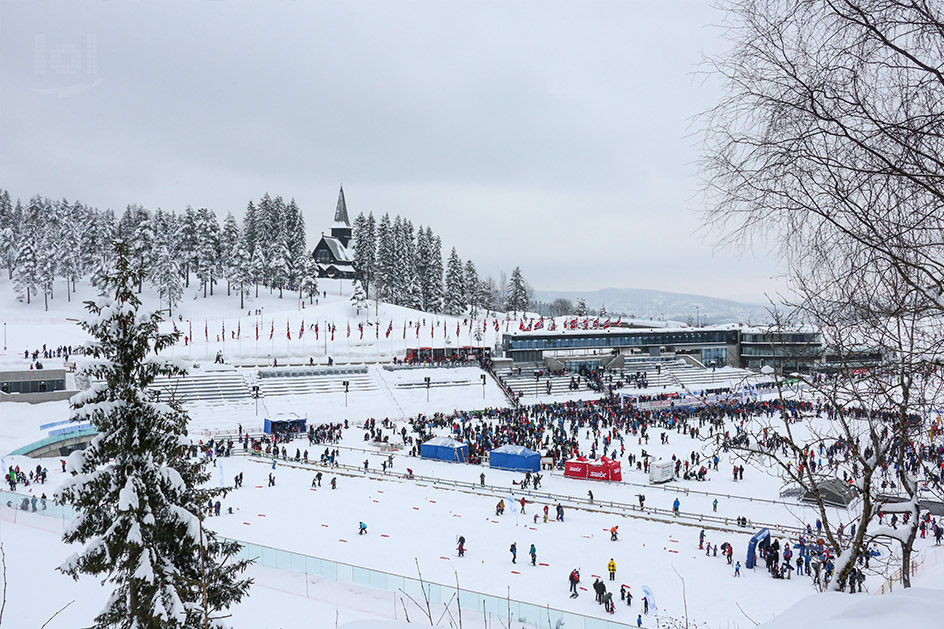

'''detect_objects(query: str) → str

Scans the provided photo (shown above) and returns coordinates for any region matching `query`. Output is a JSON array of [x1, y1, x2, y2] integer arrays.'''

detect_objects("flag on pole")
[[403, 321, 406, 339], [416, 323, 420, 338], [222, 321, 225, 339], [386, 321, 393, 338], [287, 320, 291, 340], [431, 320, 435, 338], [315, 323, 319, 340], [189, 320, 192, 341], [347, 321, 351, 338], [359, 322, 364, 340], [300, 320, 305, 338], [602, 317, 610, 329], [534, 317, 544, 330], [456, 321, 460, 337], [205, 320, 208, 341], [255, 321, 259, 340], [269, 321, 274, 340], [331, 324, 335, 342], [237, 320, 241, 338]]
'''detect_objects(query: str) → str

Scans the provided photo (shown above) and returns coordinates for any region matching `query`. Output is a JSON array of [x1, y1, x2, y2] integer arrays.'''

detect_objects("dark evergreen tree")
[[352, 212, 376, 299], [443, 247, 465, 315], [506, 266, 531, 315], [463, 259, 479, 317], [375, 213, 395, 303], [56, 240, 252, 628], [219, 212, 241, 297]]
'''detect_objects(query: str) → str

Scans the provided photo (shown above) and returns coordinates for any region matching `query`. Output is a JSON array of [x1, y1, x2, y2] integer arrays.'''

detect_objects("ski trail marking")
[[380, 534, 390, 538], [339, 539, 348, 543], [243, 522, 250, 525], [258, 514, 266, 517], [322, 524, 329, 528], [539, 562, 549, 566], [412, 507, 420, 510], [511, 570, 520, 574]]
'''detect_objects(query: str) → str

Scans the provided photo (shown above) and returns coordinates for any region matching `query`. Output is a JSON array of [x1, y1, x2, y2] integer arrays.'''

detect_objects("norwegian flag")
[[255, 321, 258, 341], [205, 320, 208, 341], [237, 321, 241, 338], [286, 320, 291, 340], [534, 318, 544, 330], [299, 320, 305, 338], [403, 322, 406, 339], [173, 322, 178, 333], [314, 323, 319, 340], [548, 319, 557, 331], [519, 319, 525, 331], [189, 320, 192, 342], [347, 321, 351, 338], [385, 321, 393, 338], [269, 321, 274, 340], [222, 321, 225, 340], [602, 317, 611, 329], [592, 317, 600, 329], [331, 325, 335, 342], [456, 321, 460, 337], [416, 322, 420, 338], [614, 316, 621, 327], [359, 322, 364, 340], [494, 319, 499, 331], [376, 322, 379, 339], [483, 320, 488, 332]]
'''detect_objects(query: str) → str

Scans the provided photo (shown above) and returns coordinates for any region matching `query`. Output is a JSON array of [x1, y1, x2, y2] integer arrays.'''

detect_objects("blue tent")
[[488, 444, 540, 472], [746, 528, 770, 569], [420, 437, 468, 463], [263, 412, 307, 435]]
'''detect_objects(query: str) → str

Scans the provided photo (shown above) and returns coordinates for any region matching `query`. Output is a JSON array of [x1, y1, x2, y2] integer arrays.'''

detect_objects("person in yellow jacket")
[[608, 558, 617, 581]]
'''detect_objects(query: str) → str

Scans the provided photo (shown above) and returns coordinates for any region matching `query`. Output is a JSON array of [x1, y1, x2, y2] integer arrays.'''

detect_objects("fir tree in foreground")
[[56, 240, 253, 629]]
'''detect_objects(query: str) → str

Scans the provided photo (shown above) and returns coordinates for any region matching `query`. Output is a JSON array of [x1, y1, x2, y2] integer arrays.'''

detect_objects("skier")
[[568, 568, 580, 597], [457, 535, 466, 557], [331, 477, 337, 489], [672, 498, 680, 516], [510, 542, 517, 564], [530, 544, 537, 566], [610, 526, 619, 541], [713, 498, 718, 512], [480, 472, 486, 486], [543, 504, 549, 523], [735, 561, 741, 577], [520, 496, 527, 514], [608, 558, 616, 581], [359, 522, 368, 535], [637, 615, 643, 627]]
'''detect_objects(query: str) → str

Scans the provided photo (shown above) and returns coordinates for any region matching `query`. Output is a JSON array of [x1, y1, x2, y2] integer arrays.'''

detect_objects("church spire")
[[333, 186, 350, 227]]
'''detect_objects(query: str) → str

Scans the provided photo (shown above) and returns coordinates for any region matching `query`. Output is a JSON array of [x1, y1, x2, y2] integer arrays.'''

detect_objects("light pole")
[[252, 385, 260, 416], [695, 306, 699, 328], [480, 373, 486, 399], [3, 322, 6, 351], [424, 376, 431, 403], [343, 380, 349, 407]]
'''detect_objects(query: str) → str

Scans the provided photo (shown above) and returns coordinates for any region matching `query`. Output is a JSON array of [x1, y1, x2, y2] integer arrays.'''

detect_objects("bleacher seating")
[[255, 366, 378, 397], [148, 369, 253, 404], [494, 357, 761, 398]]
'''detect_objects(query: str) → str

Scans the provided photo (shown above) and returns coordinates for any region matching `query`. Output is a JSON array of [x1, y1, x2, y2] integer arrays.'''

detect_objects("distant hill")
[[531, 287, 775, 325]]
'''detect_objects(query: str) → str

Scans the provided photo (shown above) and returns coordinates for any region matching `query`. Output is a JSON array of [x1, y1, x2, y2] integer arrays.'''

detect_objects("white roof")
[[491, 444, 537, 456], [424, 436, 465, 448]]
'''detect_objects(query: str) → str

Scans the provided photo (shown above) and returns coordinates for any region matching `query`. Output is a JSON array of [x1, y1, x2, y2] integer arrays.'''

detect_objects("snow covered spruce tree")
[[505, 266, 531, 315], [56, 240, 252, 629]]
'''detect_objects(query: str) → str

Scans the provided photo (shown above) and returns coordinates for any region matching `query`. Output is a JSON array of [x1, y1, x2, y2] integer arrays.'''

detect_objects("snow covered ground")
[[0, 278, 942, 628]]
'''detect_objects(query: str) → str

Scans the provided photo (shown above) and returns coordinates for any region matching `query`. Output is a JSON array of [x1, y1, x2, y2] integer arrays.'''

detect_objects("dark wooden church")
[[312, 187, 356, 279]]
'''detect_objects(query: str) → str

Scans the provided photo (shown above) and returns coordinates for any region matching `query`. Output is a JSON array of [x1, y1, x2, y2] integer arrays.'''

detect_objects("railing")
[[7, 427, 99, 456], [877, 546, 941, 594], [244, 452, 809, 538]]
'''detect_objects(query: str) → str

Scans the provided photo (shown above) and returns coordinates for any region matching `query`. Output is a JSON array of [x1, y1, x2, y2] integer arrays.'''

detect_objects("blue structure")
[[420, 437, 468, 463], [263, 413, 307, 435], [746, 528, 770, 569], [488, 444, 540, 472]]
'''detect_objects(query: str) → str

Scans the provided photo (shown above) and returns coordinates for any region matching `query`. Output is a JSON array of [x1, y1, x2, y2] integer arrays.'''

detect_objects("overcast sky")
[[0, 1, 788, 304]]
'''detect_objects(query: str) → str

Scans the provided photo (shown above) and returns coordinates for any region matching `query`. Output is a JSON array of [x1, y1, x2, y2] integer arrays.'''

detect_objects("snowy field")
[[1, 278, 942, 628]]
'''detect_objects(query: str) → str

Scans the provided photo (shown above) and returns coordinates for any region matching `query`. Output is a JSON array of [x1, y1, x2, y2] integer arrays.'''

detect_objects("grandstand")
[[493, 356, 762, 398], [147, 367, 252, 404], [254, 365, 378, 397]]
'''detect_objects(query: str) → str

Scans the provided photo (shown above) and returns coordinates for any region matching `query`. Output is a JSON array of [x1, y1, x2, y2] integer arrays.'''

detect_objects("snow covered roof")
[[320, 236, 353, 263], [332, 186, 350, 228], [424, 436, 465, 448], [490, 444, 537, 456]]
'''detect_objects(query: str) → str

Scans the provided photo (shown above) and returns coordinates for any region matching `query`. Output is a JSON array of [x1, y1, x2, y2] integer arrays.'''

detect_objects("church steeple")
[[331, 186, 352, 248], [333, 186, 350, 227]]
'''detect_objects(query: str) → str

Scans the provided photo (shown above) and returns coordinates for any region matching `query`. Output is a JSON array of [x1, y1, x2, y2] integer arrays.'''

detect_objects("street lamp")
[[252, 384, 260, 416], [480, 373, 486, 399], [695, 306, 700, 328], [424, 376, 431, 402], [343, 380, 350, 407]]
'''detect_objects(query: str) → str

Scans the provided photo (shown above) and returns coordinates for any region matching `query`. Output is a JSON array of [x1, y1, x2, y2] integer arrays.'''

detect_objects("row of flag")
[[175, 315, 621, 344]]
